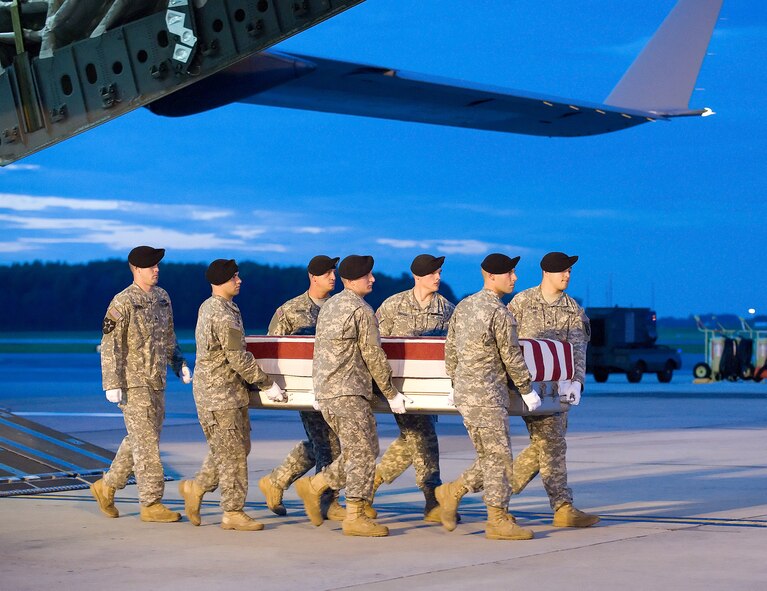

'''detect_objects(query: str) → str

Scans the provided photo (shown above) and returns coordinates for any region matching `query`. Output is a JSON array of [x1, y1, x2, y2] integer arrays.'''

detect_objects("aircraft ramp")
[[0, 408, 116, 496]]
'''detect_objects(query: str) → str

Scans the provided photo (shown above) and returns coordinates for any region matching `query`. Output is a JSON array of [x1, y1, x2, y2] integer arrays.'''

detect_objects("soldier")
[[507, 251, 600, 528], [178, 259, 286, 531], [91, 245, 190, 522], [436, 253, 542, 540], [258, 255, 343, 519], [294, 255, 409, 537], [372, 253, 454, 522]]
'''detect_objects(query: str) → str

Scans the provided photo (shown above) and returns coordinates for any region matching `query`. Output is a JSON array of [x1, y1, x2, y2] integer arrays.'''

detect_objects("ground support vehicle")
[[692, 316, 766, 382], [586, 307, 681, 384]]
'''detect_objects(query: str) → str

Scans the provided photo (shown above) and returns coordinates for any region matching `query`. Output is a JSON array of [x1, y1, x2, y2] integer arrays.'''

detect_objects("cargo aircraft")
[[0, 0, 722, 166]]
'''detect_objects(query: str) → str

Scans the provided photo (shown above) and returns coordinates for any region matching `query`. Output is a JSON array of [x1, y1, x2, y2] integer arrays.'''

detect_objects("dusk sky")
[[1, 1, 764, 319]]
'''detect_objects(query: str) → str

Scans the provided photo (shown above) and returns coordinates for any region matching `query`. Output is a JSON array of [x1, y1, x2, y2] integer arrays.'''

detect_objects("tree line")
[[1, 260, 458, 332]]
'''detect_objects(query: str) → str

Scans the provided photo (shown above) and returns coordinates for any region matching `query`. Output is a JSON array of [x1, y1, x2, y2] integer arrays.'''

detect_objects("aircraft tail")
[[604, 0, 723, 114]]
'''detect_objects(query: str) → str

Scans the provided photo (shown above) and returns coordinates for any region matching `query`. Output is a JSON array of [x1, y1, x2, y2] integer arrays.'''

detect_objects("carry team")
[[91, 246, 599, 539]]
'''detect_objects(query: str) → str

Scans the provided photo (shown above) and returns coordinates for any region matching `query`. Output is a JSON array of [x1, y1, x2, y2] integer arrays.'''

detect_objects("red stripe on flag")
[[247, 339, 314, 359], [529, 340, 544, 382], [563, 341, 574, 379], [542, 339, 559, 381], [382, 339, 444, 360]]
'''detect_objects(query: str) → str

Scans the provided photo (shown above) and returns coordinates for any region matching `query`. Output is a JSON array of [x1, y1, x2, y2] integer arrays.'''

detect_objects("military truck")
[[586, 307, 681, 383]]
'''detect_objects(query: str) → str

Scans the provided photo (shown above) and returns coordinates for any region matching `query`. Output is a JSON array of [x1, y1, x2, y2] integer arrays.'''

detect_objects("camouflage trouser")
[[512, 412, 572, 510], [377, 414, 441, 490], [270, 410, 341, 490], [458, 406, 514, 508], [194, 406, 251, 512], [319, 396, 379, 502], [104, 387, 165, 507]]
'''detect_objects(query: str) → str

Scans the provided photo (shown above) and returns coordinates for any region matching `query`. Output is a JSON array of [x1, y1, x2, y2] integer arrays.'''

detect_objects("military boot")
[[90, 478, 118, 518], [221, 511, 264, 531], [423, 487, 442, 523], [342, 500, 389, 537], [553, 503, 600, 528], [485, 506, 534, 540], [325, 499, 378, 521], [258, 475, 287, 516], [435, 478, 468, 531], [140, 502, 181, 523], [178, 479, 205, 526], [295, 473, 329, 526]]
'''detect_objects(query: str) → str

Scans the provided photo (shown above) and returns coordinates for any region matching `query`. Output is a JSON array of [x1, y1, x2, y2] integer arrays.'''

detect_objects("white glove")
[[557, 379, 572, 402], [446, 386, 455, 407], [563, 381, 582, 405], [263, 382, 287, 403], [387, 391, 412, 414], [521, 388, 542, 412], [180, 366, 192, 384], [310, 390, 320, 411], [105, 388, 122, 404]]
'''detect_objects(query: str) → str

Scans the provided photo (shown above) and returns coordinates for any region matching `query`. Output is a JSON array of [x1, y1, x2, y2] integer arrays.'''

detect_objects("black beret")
[[338, 255, 374, 280], [540, 252, 578, 273], [481, 253, 520, 274], [410, 254, 445, 277], [307, 255, 339, 276], [128, 246, 165, 268], [206, 259, 239, 285]]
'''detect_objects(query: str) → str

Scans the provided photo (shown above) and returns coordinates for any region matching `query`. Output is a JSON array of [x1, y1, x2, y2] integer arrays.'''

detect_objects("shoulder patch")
[[227, 327, 243, 350], [102, 317, 116, 334], [107, 307, 122, 321]]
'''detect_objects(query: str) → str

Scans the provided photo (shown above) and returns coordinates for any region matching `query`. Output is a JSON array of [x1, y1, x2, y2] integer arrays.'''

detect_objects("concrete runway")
[[1, 353, 766, 590]]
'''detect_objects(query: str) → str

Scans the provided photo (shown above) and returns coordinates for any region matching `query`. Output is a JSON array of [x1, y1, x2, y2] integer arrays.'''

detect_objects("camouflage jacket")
[[508, 286, 589, 384], [193, 295, 273, 411], [313, 288, 396, 401], [445, 289, 532, 407], [376, 289, 455, 337], [267, 291, 320, 336], [101, 283, 186, 394]]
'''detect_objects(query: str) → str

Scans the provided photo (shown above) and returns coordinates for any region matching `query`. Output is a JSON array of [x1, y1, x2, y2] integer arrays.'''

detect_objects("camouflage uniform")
[[508, 286, 589, 510], [313, 288, 396, 502], [191, 295, 274, 512], [444, 289, 532, 507], [100, 283, 186, 506], [375, 290, 454, 491], [266, 291, 341, 490]]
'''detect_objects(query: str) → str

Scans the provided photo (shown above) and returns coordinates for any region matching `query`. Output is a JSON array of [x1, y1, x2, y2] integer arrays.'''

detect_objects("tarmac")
[[1, 354, 766, 590]]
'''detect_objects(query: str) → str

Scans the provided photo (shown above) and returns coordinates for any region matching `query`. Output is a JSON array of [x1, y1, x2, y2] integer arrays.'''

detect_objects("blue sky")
[[0, 1, 764, 318]]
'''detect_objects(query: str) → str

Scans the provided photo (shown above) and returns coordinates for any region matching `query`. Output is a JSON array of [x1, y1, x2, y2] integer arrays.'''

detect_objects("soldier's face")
[[545, 268, 571, 292], [313, 269, 336, 294], [493, 269, 517, 294], [348, 272, 375, 296], [133, 264, 159, 288], [415, 269, 441, 294], [222, 273, 242, 298]]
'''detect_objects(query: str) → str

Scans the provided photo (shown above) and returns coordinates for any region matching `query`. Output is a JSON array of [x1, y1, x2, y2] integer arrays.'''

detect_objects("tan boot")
[[258, 475, 287, 516], [435, 478, 467, 531], [295, 473, 329, 526], [553, 503, 600, 528], [140, 502, 181, 523], [423, 487, 442, 523], [221, 510, 264, 531], [326, 499, 377, 521], [90, 478, 118, 518], [178, 479, 205, 526], [342, 500, 388, 537], [485, 506, 534, 540], [325, 498, 347, 522]]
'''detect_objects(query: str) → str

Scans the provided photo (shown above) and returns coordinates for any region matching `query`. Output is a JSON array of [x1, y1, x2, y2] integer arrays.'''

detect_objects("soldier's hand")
[[446, 386, 455, 407], [388, 391, 411, 414], [557, 379, 572, 402], [568, 381, 582, 405], [105, 388, 123, 404], [521, 389, 542, 412], [180, 366, 192, 384], [264, 382, 287, 403]]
